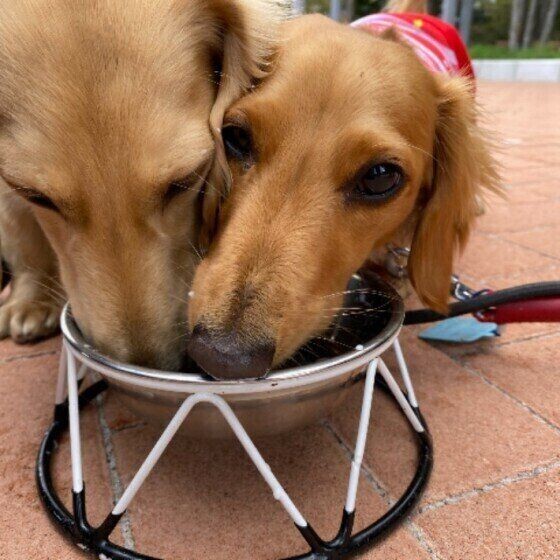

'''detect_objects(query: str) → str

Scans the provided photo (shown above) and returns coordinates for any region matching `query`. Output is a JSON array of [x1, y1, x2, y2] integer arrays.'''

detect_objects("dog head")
[[0, 0, 283, 368], [187, 15, 499, 378]]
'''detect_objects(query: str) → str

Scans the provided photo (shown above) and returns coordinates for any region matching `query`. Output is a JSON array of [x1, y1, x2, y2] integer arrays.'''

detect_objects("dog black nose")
[[187, 325, 275, 380]]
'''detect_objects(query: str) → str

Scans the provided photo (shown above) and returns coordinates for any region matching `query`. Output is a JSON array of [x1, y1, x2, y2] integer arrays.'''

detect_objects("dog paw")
[[0, 299, 61, 343]]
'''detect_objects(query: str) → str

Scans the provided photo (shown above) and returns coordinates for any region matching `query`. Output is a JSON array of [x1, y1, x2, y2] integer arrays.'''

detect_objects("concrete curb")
[[473, 59, 560, 82]]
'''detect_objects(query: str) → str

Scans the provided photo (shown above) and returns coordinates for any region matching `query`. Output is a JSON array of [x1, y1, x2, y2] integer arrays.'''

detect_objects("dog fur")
[[188, 12, 500, 376], [0, 0, 284, 369]]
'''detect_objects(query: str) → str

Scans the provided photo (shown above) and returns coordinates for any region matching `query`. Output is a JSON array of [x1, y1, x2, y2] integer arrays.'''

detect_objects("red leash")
[[477, 296, 560, 324]]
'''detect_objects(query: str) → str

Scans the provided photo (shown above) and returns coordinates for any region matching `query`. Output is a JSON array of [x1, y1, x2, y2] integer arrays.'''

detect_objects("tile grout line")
[[419, 459, 560, 514], [96, 394, 137, 551], [0, 348, 58, 366], [404, 522, 446, 560], [476, 228, 560, 262], [491, 328, 560, 348], [447, 328, 560, 359], [478, 224, 560, 239], [321, 420, 446, 560], [455, 359, 560, 435], [456, 234, 560, 288], [322, 419, 394, 503], [491, 233, 560, 263]]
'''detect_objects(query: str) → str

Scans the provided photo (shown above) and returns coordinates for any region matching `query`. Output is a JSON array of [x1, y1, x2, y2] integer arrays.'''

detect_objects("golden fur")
[[188, 14, 500, 373], [0, 0, 284, 368]]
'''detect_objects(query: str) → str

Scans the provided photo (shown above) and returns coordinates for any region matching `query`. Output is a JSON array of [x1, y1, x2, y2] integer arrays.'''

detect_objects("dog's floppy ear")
[[200, 0, 286, 249], [408, 77, 500, 312]]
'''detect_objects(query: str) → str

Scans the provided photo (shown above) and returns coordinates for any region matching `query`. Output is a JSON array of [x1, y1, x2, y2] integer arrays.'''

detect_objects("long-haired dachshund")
[[187, 0, 500, 379], [0, 0, 284, 369]]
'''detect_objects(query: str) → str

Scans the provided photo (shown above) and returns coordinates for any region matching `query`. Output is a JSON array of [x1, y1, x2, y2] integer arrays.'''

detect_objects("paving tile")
[[418, 469, 560, 560], [109, 420, 429, 560], [101, 386, 145, 432], [457, 233, 558, 281], [0, 352, 114, 557], [330, 329, 560, 504], [494, 153, 548, 173], [483, 262, 560, 289], [462, 333, 560, 428], [476, 200, 560, 234], [0, 501, 85, 560], [502, 166, 560, 187], [522, 180, 560, 200], [496, 183, 550, 204], [0, 334, 60, 363], [494, 177, 560, 203], [501, 223, 560, 261], [506, 174, 560, 191], [501, 143, 560, 167], [493, 155, 544, 173]]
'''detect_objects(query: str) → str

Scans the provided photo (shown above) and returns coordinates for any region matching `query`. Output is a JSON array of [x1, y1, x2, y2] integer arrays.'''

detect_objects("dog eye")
[[222, 125, 253, 163], [15, 186, 59, 212], [163, 174, 198, 206], [349, 163, 404, 202]]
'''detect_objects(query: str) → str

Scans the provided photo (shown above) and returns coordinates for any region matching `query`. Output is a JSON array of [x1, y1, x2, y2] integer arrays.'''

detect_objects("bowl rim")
[[60, 275, 404, 395]]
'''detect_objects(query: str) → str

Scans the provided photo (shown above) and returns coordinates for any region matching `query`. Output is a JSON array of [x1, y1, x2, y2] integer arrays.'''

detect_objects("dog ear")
[[200, 0, 285, 249], [408, 76, 500, 312]]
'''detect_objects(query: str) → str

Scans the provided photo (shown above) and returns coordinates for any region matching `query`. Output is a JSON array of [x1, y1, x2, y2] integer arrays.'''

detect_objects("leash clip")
[[450, 275, 479, 301]]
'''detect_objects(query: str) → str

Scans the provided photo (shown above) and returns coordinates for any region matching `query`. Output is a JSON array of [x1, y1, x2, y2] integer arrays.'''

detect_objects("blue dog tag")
[[419, 316, 499, 343]]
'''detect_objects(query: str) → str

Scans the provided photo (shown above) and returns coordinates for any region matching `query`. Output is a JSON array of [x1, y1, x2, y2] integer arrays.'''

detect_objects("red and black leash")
[[405, 280, 560, 325]]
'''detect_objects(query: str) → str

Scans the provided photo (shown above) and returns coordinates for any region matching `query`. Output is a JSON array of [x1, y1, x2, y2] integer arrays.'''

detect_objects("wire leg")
[[392, 338, 418, 407], [112, 396, 199, 515], [344, 359, 378, 514], [55, 349, 67, 406], [66, 345, 84, 493], [378, 359, 424, 433], [112, 392, 308, 529], [77, 363, 88, 382]]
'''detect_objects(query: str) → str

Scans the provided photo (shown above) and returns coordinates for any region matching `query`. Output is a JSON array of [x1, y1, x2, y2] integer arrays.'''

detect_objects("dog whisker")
[[184, 239, 204, 263], [167, 293, 191, 306], [193, 171, 221, 197]]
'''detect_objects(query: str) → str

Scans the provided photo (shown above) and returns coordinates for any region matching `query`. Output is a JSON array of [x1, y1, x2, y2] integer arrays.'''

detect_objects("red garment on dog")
[[352, 13, 475, 80]]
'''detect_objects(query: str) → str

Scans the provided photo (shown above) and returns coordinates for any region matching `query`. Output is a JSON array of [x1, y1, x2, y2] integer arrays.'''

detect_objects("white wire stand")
[[37, 338, 432, 560]]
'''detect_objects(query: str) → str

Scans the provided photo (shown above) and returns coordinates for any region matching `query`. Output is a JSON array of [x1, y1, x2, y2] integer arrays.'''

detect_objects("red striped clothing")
[[351, 13, 475, 80]]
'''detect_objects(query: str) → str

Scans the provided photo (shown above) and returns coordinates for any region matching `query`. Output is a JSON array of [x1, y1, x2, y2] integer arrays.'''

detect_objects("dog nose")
[[187, 325, 275, 380]]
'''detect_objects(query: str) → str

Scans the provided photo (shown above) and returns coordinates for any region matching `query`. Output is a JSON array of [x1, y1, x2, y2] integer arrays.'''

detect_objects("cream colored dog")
[[0, 0, 283, 369], [187, 13, 499, 378]]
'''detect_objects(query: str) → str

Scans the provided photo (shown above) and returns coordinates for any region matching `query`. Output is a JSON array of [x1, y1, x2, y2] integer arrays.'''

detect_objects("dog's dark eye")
[[349, 163, 404, 202], [15, 186, 59, 212], [164, 174, 198, 206], [222, 125, 253, 163]]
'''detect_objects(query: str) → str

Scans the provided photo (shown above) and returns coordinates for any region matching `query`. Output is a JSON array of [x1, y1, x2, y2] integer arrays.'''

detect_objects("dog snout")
[[187, 324, 275, 380]]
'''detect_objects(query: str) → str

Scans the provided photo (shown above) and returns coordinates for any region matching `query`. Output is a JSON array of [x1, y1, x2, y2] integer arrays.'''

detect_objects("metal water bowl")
[[61, 271, 403, 438]]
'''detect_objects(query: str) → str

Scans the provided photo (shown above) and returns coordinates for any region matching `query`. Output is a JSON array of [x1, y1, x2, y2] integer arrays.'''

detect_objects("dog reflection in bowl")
[[187, 10, 499, 380]]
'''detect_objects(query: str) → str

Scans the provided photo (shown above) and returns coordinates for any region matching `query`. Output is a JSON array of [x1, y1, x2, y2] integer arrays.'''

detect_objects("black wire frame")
[[36, 379, 433, 560]]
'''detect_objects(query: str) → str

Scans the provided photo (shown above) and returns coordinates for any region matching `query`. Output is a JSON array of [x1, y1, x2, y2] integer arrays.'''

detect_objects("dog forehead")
[[248, 22, 436, 135], [0, 0, 216, 192]]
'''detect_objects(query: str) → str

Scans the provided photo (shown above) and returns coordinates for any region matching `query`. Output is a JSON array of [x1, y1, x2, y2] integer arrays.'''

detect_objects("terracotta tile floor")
[[1, 82, 559, 559]]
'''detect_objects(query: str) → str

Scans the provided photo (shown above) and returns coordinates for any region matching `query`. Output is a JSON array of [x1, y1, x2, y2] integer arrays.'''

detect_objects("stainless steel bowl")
[[61, 272, 403, 439]]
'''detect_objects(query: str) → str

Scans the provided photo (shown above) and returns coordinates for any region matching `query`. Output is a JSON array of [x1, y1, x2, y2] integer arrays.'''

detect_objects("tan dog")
[[187, 13, 499, 379], [0, 0, 284, 369]]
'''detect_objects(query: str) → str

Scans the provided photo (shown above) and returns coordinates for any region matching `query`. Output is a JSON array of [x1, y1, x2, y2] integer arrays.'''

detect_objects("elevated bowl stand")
[[37, 335, 432, 560]]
